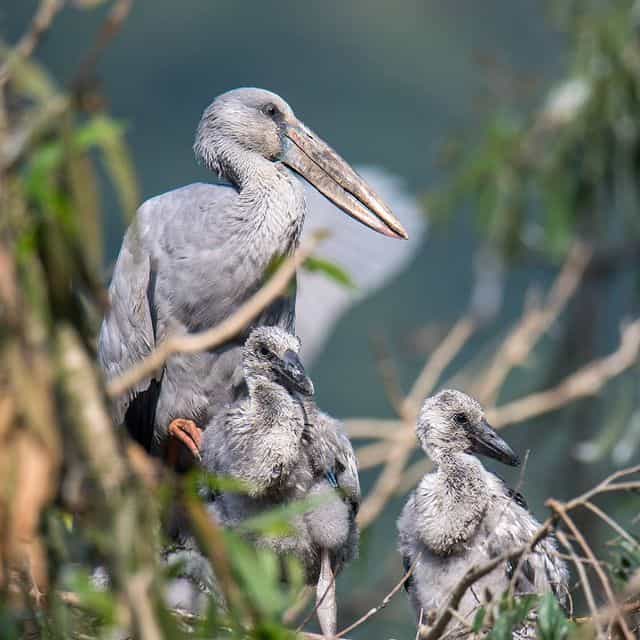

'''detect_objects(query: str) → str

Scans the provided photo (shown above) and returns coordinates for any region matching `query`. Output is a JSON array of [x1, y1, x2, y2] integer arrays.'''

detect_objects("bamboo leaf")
[[303, 256, 356, 289]]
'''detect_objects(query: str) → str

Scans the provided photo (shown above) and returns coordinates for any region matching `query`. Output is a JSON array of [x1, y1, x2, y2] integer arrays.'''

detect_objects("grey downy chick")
[[201, 326, 360, 635], [397, 389, 568, 636]]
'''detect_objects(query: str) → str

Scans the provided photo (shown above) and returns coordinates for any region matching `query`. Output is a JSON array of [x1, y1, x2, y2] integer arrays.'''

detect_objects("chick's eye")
[[453, 413, 468, 425], [262, 103, 278, 118]]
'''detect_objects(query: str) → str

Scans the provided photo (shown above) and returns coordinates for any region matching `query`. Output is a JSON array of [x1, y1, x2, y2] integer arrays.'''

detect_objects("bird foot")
[[316, 548, 337, 637], [167, 418, 202, 462]]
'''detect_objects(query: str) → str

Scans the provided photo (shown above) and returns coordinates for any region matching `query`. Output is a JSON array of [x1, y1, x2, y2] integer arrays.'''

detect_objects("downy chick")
[[397, 389, 568, 636], [201, 326, 360, 635]]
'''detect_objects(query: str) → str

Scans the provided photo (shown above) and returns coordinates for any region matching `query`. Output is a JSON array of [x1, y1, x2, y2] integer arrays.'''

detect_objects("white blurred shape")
[[540, 77, 590, 129], [297, 166, 426, 364]]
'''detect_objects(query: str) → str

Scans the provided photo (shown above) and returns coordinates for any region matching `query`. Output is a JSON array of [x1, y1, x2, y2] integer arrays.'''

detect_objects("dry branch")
[[555, 529, 601, 630], [0, 0, 65, 88], [345, 419, 402, 440], [335, 554, 420, 638], [403, 315, 477, 417], [356, 314, 477, 530], [71, 0, 134, 92], [357, 442, 414, 529], [548, 499, 634, 640], [107, 234, 324, 398], [474, 242, 591, 405], [488, 319, 640, 429]]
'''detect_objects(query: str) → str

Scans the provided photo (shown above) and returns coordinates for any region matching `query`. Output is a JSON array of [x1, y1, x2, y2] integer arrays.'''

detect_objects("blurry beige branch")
[[0, 0, 65, 88], [351, 243, 640, 531], [71, 0, 134, 92], [473, 242, 591, 405]]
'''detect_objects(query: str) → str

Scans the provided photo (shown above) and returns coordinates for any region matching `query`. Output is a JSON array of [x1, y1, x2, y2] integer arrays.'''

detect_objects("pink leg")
[[167, 418, 202, 464]]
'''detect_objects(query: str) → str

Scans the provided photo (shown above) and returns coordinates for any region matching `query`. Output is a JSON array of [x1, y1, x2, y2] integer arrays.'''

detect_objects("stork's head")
[[194, 87, 408, 239], [417, 389, 520, 466], [243, 326, 314, 397]]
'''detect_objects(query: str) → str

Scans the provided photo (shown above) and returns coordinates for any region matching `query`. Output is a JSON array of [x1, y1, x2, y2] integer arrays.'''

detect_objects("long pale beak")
[[469, 419, 520, 467], [282, 121, 409, 239]]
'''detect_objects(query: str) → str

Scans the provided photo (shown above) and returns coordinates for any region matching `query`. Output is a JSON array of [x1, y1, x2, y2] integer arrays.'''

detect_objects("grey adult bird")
[[201, 326, 360, 636], [98, 87, 407, 462], [397, 389, 568, 637]]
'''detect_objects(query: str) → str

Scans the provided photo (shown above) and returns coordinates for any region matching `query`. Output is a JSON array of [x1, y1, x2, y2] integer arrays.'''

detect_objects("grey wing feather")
[[100, 182, 297, 450], [297, 166, 426, 363], [304, 405, 361, 506], [488, 475, 569, 607], [98, 215, 157, 432]]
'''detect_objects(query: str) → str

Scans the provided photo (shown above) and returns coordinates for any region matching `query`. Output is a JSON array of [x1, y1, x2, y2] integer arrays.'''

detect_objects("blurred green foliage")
[[303, 256, 356, 289], [432, 0, 640, 261]]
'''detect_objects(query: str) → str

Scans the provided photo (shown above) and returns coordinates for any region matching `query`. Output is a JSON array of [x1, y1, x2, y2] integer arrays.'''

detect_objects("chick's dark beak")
[[469, 419, 520, 467], [279, 349, 314, 396]]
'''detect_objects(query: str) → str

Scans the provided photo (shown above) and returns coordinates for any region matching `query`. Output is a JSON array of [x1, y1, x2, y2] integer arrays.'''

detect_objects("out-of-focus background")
[[2, 1, 639, 638]]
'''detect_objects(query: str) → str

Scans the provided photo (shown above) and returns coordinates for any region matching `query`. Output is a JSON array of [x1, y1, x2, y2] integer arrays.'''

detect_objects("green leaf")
[[537, 592, 570, 640], [225, 534, 304, 619], [486, 594, 537, 640], [78, 115, 140, 222], [186, 468, 252, 497], [303, 256, 355, 289], [62, 568, 117, 626], [472, 606, 486, 632], [238, 493, 328, 537]]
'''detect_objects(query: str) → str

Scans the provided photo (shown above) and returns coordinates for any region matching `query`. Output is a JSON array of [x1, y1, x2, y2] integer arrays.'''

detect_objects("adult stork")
[[99, 88, 407, 461]]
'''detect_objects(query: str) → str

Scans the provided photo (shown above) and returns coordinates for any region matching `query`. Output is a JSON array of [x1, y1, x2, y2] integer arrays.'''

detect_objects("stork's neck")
[[416, 453, 489, 555], [222, 145, 306, 254]]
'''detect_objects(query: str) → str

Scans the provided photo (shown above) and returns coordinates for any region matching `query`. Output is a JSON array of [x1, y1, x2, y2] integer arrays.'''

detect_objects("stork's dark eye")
[[259, 346, 270, 357], [453, 413, 468, 425], [262, 103, 278, 118]]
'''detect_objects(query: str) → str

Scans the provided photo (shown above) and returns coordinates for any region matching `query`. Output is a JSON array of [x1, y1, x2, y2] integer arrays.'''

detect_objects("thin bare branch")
[[403, 316, 477, 418], [583, 500, 638, 546], [488, 319, 640, 429], [475, 243, 591, 405], [356, 440, 400, 470], [336, 554, 420, 638], [371, 334, 407, 416], [71, 0, 134, 92], [555, 529, 602, 633], [357, 439, 415, 529], [565, 465, 640, 508], [0, 0, 65, 88], [345, 418, 402, 440], [547, 499, 634, 640]]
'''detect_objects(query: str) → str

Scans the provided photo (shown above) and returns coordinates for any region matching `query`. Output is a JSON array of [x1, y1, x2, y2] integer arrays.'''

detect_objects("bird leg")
[[316, 548, 337, 637], [167, 418, 202, 463]]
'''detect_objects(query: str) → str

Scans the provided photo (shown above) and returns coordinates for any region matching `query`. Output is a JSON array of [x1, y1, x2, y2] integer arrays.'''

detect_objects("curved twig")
[[107, 234, 324, 398]]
